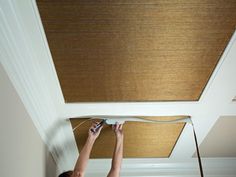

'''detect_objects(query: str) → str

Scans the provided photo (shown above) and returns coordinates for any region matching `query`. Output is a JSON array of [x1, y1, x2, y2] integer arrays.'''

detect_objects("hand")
[[88, 122, 103, 140], [112, 123, 124, 139]]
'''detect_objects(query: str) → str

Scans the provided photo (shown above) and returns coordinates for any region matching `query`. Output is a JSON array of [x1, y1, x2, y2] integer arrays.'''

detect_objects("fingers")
[[112, 122, 118, 131], [112, 122, 123, 131], [96, 124, 103, 133], [90, 121, 103, 134], [90, 122, 97, 133], [91, 121, 100, 130], [119, 124, 123, 130], [115, 122, 119, 131], [91, 121, 98, 127], [112, 124, 115, 130]]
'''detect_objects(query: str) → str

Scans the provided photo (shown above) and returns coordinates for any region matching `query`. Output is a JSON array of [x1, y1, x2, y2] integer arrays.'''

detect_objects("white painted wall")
[[0, 63, 57, 177]]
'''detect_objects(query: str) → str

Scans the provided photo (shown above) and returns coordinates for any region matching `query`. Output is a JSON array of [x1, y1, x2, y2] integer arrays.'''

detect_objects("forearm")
[[73, 136, 95, 176], [107, 123, 124, 177], [111, 136, 123, 171], [107, 136, 123, 177]]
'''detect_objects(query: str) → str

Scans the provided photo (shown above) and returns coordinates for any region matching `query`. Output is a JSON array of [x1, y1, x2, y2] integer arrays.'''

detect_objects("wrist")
[[116, 135, 124, 141], [87, 135, 96, 143]]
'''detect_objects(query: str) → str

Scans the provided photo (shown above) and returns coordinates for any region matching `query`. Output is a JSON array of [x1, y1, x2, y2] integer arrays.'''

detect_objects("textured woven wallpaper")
[[37, 0, 236, 102], [70, 116, 186, 158]]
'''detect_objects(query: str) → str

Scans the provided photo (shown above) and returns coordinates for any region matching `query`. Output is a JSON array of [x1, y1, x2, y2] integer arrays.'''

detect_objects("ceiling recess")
[[70, 116, 186, 158], [37, 0, 236, 102]]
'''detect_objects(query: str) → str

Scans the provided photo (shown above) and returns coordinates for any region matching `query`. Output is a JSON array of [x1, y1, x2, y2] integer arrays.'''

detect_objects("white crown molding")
[[85, 158, 236, 177], [0, 0, 77, 171], [1, 0, 236, 176]]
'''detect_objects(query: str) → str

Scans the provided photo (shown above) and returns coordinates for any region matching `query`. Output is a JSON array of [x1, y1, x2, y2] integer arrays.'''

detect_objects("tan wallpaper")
[[70, 117, 185, 158], [37, 0, 236, 102]]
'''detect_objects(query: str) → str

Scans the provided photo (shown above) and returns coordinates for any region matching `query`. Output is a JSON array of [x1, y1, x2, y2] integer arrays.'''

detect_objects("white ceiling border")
[[86, 158, 236, 177], [0, 0, 77, 171]]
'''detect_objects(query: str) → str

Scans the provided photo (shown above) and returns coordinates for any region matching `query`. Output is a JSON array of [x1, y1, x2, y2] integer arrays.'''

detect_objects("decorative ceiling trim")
[[0, 0, 76, 171], [0, 0, 236, 175], [86, 158, 236, 176]]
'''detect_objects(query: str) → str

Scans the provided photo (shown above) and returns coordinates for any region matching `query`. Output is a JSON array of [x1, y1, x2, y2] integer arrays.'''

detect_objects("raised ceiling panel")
[[194, 116, 236, 157], [37, 0, 236, 102], [70, 117, 186, 158]]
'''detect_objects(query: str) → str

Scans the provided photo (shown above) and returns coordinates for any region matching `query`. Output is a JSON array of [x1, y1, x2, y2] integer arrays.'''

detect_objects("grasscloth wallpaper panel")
[[37, 0, 236, 102], [70, 117, 186, 158]]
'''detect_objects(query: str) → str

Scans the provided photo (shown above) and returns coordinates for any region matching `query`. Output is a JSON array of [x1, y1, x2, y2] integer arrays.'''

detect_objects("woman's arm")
[[72, 122, 102, 177], [107, 124, 124, 177]]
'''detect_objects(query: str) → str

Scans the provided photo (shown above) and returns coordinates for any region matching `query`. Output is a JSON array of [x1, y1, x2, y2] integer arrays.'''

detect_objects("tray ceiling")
[[37, 0, 236, 102], [70, 117, 186, 158]]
